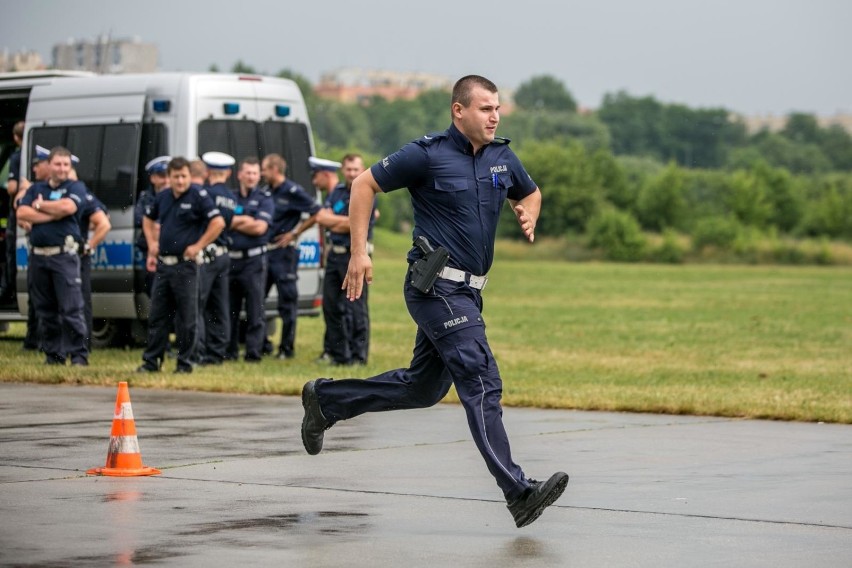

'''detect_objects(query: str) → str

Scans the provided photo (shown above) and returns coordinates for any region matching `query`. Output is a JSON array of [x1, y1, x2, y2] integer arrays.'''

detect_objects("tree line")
[[222, 63, 852, 262]]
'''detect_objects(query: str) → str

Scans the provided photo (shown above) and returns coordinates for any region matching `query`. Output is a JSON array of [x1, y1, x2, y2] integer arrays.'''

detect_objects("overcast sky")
[[3, 0, 849, 116]]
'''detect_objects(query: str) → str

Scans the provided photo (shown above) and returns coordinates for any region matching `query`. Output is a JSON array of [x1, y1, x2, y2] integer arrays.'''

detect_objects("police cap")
[[202, 151, 236, 170], [32, 144, 50, 163], [309, 156, 341, 173], [145, 155, 172, 175]]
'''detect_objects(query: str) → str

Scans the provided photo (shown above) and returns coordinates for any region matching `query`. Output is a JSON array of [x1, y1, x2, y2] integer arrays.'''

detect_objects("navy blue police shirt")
[[269, 179, 321, 237], [371, 123, 537, 276], [134, 187, 155, 253], [7, 150, 21, 185], [229, 186, 274, 251], [322, 184, 378, 248], [205, 182, 238, 247], [19, 179, 88, 247], [145, 184, 221, 256], [79, 191, 108, 237]]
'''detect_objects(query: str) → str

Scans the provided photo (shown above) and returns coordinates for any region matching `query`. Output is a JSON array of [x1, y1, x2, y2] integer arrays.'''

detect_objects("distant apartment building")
[[0, 49, 45, 72], [52, 36, 158, 74], [315, 68, 454, 104]]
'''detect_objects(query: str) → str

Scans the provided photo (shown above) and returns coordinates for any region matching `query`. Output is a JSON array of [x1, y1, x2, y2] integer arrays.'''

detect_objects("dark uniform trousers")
[[266, 245, 299, 356], [142, 260, 199, 371], [314, 275, 529, 501], [29, 252, 88, 364], [2, 208, 16, 297], [24, 251, 41, 350], [227, 254, 267, 360], [323, 250, 369, 364], [80, 253, 93, 350], [197, 252, 230, 363]]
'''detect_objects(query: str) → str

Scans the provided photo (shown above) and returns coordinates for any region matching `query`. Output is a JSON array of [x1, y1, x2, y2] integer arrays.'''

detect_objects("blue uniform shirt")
[[145, 184, 221, 256], [371, 123, 537, 276], [19, 179, 88, 247], [229, 186, 274, 251], [8, 150, 21, 184], [322, 184, 377, 248], [206, 182, 238, 247], [134, 187, 155, 252], [269, 179, 321, 236], [79, 191, 108, 236]]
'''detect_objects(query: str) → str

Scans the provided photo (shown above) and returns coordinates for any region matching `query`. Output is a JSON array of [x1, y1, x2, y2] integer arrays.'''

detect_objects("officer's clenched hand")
[[514, 203, 536, 243], [343, 252, 372, 301]]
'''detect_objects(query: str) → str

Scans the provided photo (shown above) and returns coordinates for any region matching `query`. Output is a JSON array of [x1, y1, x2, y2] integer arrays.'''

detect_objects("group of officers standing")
[[135, 151, 374, 374], [2, 122, 374, 372]]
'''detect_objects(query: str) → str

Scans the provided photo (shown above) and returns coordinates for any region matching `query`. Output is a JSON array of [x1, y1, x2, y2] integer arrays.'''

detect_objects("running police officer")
[[78, 182, 111, 350], [196, 151, 237, 365], [137, 157, 224, 374], [261, 153, 320, 360], [226, 157, 273, 362], [16, 146, 89, 366], [300, 75, 568, 528], [135, 156, 171, 297]]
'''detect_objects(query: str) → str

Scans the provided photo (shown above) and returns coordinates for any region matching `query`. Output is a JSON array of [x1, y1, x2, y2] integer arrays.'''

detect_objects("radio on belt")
[[409, 236, 449, 293]]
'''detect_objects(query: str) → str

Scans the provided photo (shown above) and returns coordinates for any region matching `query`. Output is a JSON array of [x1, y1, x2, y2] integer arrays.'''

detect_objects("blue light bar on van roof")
[[152, 100, 170, 112], [275, 105, 290, 117], [223, 102, 240, 115]]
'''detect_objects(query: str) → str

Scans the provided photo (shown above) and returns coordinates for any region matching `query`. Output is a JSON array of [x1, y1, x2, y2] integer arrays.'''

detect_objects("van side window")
[[137, 123, 168, 197], [198, 119, 262, 189], [263, 121, 314, 196], [30, 123, 140, 210]]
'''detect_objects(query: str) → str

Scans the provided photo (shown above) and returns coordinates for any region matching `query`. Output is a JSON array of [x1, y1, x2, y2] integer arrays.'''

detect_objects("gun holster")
[[409, 236, 449, 293]]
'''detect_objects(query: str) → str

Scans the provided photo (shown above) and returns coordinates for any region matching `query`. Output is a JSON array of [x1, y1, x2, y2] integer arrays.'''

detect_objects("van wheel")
[[91, 318, 130, 348]]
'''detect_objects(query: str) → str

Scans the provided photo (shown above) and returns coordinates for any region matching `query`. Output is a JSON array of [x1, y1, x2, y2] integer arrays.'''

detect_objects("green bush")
[[586, 208, 647, 261], [692, 215, 742, 250], [652, 229, 685, 263]]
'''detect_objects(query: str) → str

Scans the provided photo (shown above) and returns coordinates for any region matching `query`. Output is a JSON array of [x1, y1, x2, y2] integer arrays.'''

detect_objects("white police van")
[[0, 72, 323, 346]]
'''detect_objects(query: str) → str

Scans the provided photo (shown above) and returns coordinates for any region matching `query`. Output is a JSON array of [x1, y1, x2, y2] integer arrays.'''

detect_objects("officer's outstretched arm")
[[509, 188, 541, 243]]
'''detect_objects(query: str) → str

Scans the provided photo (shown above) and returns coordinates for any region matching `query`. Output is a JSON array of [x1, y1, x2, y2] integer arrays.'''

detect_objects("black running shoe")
[[507, 472, 569, 528]]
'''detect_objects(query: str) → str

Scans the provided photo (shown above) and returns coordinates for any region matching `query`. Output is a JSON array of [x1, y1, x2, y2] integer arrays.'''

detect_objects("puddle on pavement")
[[180, 511, 371, 536]]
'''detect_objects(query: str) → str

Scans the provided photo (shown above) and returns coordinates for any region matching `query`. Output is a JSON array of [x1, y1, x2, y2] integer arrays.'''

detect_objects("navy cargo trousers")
[[314, 273, 531, 501]]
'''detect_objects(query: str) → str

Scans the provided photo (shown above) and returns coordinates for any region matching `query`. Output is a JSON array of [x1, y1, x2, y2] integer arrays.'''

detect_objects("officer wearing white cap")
[[196, 151, 238, 365], [17, 145, 52, 351]]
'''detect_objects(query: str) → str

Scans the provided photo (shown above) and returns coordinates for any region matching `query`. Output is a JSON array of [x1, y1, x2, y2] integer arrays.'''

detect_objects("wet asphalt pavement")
[[1, 382, 850, 567]]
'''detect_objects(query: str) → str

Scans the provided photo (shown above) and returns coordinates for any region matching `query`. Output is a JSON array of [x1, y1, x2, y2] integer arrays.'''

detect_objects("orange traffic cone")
[[87, 382, 161, 477]]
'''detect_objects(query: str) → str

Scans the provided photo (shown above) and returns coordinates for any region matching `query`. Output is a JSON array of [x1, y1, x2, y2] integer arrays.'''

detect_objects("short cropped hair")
[[48, 146, 72, 162], [452, 75, 498, 108], [263, 153, 287, 174], [168, 157, 191, 173], [239, 156, 260, 170]]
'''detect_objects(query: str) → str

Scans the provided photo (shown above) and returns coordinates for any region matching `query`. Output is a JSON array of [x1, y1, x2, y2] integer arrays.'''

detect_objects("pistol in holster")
[[409, 236, 449, 293]]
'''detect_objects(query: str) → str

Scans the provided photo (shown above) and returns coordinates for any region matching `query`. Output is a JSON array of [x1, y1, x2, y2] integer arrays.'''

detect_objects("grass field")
[[1, 229, 850, 423]]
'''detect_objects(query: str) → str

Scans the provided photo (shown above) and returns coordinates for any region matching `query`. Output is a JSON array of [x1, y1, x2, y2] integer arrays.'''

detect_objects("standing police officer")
[[16, 147, 89, 366], [300, 76, 567, 528], [137, 157, 224, 374], [196, 151, 237, 366], [226, 157, 273, 363], [1, 121, 25, 304], [135, 156, 171, 297], [261, 153, 320, 360], [17, 145, 51, 351]]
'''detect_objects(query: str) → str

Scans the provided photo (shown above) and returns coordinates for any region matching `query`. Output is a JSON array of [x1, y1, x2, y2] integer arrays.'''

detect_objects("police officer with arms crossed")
[[300, 75, 568, 528], [16, 146, 90, 366], [137, 157, 224, 374], [261, 153, 320, 360], [16, 145, 52, 351], [226, 157, 274, 363], [196, 151, 237, 365]]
